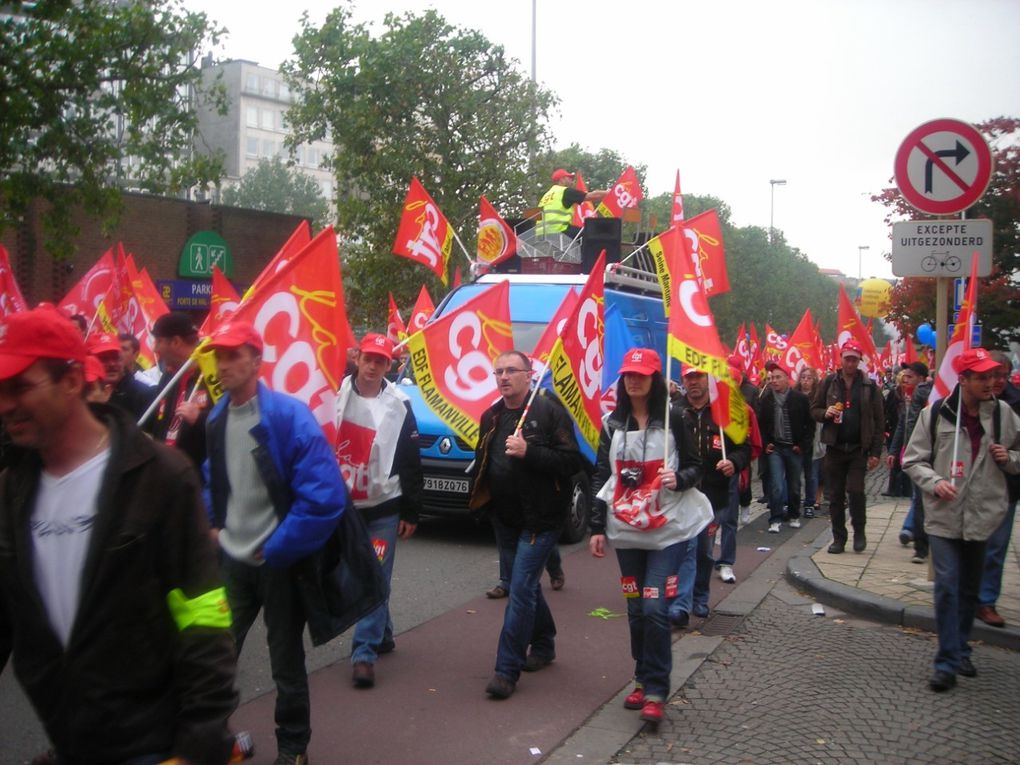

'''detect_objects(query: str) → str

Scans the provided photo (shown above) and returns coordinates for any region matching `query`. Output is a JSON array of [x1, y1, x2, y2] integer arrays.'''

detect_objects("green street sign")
[[179, 231, 233, 278]]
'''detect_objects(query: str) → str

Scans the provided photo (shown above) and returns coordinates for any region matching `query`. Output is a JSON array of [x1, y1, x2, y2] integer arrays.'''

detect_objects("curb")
[[786, 528, 1020, 652]]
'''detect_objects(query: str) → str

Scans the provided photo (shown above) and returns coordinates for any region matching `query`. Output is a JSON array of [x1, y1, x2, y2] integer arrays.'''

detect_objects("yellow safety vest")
[[534, 185, 573, 236]]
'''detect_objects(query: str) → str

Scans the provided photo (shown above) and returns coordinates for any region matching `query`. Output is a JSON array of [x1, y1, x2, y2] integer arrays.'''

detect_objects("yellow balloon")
[[857, 278, 892, 318]]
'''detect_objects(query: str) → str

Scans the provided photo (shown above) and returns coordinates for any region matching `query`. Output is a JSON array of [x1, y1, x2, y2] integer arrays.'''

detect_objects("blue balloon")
[[916, 323, 936, 347]]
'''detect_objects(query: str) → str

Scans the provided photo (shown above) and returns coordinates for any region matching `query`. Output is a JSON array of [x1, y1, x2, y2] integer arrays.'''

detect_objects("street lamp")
[[858, 245, 870, 280], [769, 179, 787, 243]]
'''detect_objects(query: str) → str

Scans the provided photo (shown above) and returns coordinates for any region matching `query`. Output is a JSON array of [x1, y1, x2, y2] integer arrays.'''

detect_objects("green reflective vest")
[[534, 185, 573, 236]]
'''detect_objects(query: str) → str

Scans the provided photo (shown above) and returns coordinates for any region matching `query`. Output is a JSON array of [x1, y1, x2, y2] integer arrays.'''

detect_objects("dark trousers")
[[929, 535, 986, 674], [825, 446, 867, 545], [223, 555, 310, 755]]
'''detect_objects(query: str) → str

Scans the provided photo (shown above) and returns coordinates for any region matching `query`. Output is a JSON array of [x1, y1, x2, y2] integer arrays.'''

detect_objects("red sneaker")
[[623, 686, 645, 710], [640, 700, 664, 724]]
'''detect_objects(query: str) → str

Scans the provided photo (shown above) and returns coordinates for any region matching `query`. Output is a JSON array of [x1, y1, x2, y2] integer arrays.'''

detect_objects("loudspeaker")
[[582, 217, 621, 270]]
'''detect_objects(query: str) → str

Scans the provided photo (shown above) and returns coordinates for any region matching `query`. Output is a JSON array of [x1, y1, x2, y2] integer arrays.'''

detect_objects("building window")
[[261, 139, 275, 158], [245, 73, 259, 93], [305, 147, 319, 168], [260, 108, 274, 131], [245, 106, 258, 128], [245, 137, 259, 158], [320, 179, 333, 199], [279, 81, 290, 101]]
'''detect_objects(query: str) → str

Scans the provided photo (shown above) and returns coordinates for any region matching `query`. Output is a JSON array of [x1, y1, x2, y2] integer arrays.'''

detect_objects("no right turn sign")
[[894, 119, 993, 215]]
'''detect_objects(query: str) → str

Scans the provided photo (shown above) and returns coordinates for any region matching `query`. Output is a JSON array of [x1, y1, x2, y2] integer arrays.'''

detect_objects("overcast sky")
[[186, 0, 1020, 281]]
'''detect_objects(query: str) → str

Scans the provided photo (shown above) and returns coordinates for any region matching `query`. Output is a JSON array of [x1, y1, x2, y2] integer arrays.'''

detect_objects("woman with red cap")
[[588, 348, 708, 725]]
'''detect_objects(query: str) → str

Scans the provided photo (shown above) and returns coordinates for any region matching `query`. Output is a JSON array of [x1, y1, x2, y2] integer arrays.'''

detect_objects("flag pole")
[[137, 357, 196, 427], [950, 383, 963, 488], [449, 227, 476, 268], [515, 364, 550, 435], [663, 352, 673, 464]]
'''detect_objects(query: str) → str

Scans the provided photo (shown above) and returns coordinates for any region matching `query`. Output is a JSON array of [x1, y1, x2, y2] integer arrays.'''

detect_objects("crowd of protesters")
[[0, 302, 1018, 765]]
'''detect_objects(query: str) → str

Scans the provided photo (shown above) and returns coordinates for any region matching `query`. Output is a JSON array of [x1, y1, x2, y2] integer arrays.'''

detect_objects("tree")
[[530, 144, 648, 197], [282, 3, 556, 322], [0, 0, 227, 259], [875, 116, 1020, 348], [221, 158, 330, 230]]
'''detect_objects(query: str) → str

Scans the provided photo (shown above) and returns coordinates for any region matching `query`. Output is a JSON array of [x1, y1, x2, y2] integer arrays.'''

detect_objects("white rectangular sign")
[[891, 219, 993, 277]]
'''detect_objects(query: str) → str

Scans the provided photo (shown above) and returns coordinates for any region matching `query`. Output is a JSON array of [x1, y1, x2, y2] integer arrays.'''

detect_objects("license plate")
[[424, 476, 469, 494]]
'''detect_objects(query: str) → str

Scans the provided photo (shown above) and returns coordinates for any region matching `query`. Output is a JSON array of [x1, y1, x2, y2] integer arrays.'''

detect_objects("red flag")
[[671, 170, 685, 224], [570, 171, 597, 228], [452, 266, 462, 288], [245, 220, 312, 300], [199, 266, 242, 336], [393, 177, 453, 285], [528, 288, 579, 384], [477, 196, 517, 267], [748, 323, 763, 386], [904, 335, 918, 365], [0, 244, 27, 316], [647, 226, 683, 317], [387, 292, 407, 344], [836, 285, 880, 371], [682, 209, 729, 297], [733, 322, 750, 376], [813, 319, 828, 373], [762, 324, 787, 369], [406, 281, 513, 447], [785, 309, 823, 378], [930, 255, 980, 405], [408, 286, 436, 333], [595, 166, 643, 218], [547, 254, 606, 452], [59, 248, 115, 320]]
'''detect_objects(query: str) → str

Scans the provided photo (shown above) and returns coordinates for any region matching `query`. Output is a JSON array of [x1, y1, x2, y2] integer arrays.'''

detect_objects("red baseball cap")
[[952, 347, 1000, 375], [551, 168, 575, 182], [84, 355, 105, 384], [764, 360, 783, 372], [840, 340, 864, 359], [87, 332, 121, 356], [359, 333, 395, 360], [618, 348, 662, 376], [207, 320, 264, 353], [0, 306, 87, 380]]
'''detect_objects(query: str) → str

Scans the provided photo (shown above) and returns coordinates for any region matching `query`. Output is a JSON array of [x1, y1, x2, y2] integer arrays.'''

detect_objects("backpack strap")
[[929, 399, 943, 455]]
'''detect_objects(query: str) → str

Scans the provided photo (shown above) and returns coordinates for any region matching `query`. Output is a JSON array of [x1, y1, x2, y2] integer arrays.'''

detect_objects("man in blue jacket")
[[204, 319, 347, 765]]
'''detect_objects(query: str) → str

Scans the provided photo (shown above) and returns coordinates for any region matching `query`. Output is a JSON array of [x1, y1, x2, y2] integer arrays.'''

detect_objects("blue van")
[[402, 266, 667, 542]]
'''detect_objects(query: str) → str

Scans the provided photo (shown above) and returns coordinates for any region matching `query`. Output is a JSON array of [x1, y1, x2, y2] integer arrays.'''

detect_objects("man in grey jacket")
[[903, 348, 1020, 693]]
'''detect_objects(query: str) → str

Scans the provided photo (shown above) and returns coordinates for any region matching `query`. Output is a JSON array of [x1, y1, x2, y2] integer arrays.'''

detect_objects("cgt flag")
[[570, 171, 598, 229], [199, 266, 241, 337], [546, 253, 606, 453], [244, 220, 311, 301], [647, 226, 683, 317], [408, 285, 436, 333], [387, 292, 407, 344], [406, 280, 513, 448], [836, 285, 879, 371], [529, 288, 580, 389], [393, 176, 453, 285], [59, 247, 115, 320], [0, 244, 27, 316], [929, 255, 980, 406], [596, 166, 643, 218], [681, 209, 729, 297], [477, 196, 517, 267]]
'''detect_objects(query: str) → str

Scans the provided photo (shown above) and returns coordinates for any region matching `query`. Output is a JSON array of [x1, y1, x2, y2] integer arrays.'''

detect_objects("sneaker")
[[486, 584, 508, 599], [669, 609, 690, 629], [485, 673, 516, 699], [803, 505, 815, 519], [273, 754, 309, 765], [739, 506, 751, 525], [788, 518, 802, 529], [640, 700, 664, 724], [898, 530, 913, 546], [692, 602, 710, 618], [352, 661, 375, 689], [549, 570, 565, 591], [718, 565, 736, 583], [911, 553, 927, 564], [522, 652, 555, 672], [929, 670, 956, 692], [768, 522, 781, 533], [623, 685, 645, 710], [827, 542, 845, 554], [976, 605, 1006, 627]]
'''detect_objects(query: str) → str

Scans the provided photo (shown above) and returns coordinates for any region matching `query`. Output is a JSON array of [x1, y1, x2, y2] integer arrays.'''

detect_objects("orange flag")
[[245, 220, 312, 300], [596, 166, 643, 218], [547, 253, 606, 452], [836, 285, 879, 371], [387, 292, 407, 343], [59, 248, 115, 320], [393, 177, 453, 285], [408, 285, 436, 333], [199, 266, 242, 337], [406, 281, 513, 447], [477, 196, 517, 267], [570, 171, 597, 228], [0, 244, 27, 316], [681, 209, 729, 297]]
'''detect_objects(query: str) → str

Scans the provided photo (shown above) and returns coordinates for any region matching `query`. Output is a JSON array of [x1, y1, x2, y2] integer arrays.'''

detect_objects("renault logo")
[[438, 437, 453, 454]]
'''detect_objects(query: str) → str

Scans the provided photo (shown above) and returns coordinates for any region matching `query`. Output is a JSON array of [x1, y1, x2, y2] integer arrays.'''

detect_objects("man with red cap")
[[87, 331, 156, 418], [903, 348, 1020, 692], [335, 332, 423, 690], [0, 306, 238, 763], [811, 340, 886, 553], [533, 169, 608, 238], [204, 319, 347, 765]]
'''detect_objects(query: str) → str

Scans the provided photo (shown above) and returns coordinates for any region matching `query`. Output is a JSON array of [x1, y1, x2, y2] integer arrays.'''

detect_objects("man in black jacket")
[[759, 361, 814, 533], [0, 306, 237, 764], [470, 350, 581, 699], [87, 331, 157, 419]]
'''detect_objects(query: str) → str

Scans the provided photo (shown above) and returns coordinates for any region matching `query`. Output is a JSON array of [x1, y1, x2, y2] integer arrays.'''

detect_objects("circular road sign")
[[894, 118, 993, 215]]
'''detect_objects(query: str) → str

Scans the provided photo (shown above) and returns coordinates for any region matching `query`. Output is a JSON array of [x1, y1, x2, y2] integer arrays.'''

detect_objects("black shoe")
[[486, 584, 508, 599], [803, 505, 816, 519], [522, 652, 555, 672], [853, 534, 867, 552], [670, 610, 690, 629], [827, 543, 845, 554], [958, 657, 977, 677], [549, 570, 565, 590], [485, 673, 516, 699], [929, 670, 956, 692], [352, 661, 375, 689], [377, 638, 396, 655], [899, 530, 913, 546]]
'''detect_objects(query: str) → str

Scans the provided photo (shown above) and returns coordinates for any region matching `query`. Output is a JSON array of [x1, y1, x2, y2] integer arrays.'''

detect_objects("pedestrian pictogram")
[[894, 119, 993, 215]]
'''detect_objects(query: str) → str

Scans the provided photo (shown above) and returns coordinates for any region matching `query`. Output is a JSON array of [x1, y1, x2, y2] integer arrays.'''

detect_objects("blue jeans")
[[716, 476, 739, 567], [979, 500, 1016, 607], [494, 515, 562, 589], [352, 514, 400, 664], [929, 535, 986, 674], [767, 445, 803, 522], [493, 522, 559, 682], [223, 555, 309, 755], [668, 537, 697, 620], [803, 453, 821, 508], [616, 542, 685, 700]]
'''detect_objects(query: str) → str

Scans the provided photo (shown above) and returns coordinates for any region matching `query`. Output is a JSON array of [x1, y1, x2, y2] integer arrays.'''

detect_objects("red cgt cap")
[[84, 355, 105, 384], [952, 347, 1001, 375], [618, 348, 662, 376], [359, 333, 395, 360], [551, 168, 575, 182], [0, 306, 87, 380], [87, 332, 121, 356], [207, 320, 264, 353], [840, 340, 864, 359]]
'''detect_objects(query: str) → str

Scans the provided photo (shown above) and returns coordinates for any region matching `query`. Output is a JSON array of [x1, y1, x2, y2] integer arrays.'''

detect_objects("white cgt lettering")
[[443, 311, 496, 401], [576, 297, 602, 398], [405, 204, 443, 267]]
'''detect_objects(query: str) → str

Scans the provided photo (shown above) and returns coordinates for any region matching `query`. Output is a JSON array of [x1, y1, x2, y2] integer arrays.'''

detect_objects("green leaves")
[[221, 158, 330, 231]]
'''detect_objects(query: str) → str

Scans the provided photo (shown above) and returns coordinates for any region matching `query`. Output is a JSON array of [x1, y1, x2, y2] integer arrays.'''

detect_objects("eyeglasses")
[[493, 367, 529, 377]]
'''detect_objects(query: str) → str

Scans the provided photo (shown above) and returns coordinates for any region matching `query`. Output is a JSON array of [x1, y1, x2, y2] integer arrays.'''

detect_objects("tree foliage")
[[221, 158, 330, 230], [875, 116, 1020, 348], [529, 144, 648, 196], [0, 0, 227, 258], [282, 3, 556, 323]]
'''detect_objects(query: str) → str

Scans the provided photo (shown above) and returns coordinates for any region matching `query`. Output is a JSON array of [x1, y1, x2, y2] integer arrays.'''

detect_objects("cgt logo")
[[443, 311, 497, 401]]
